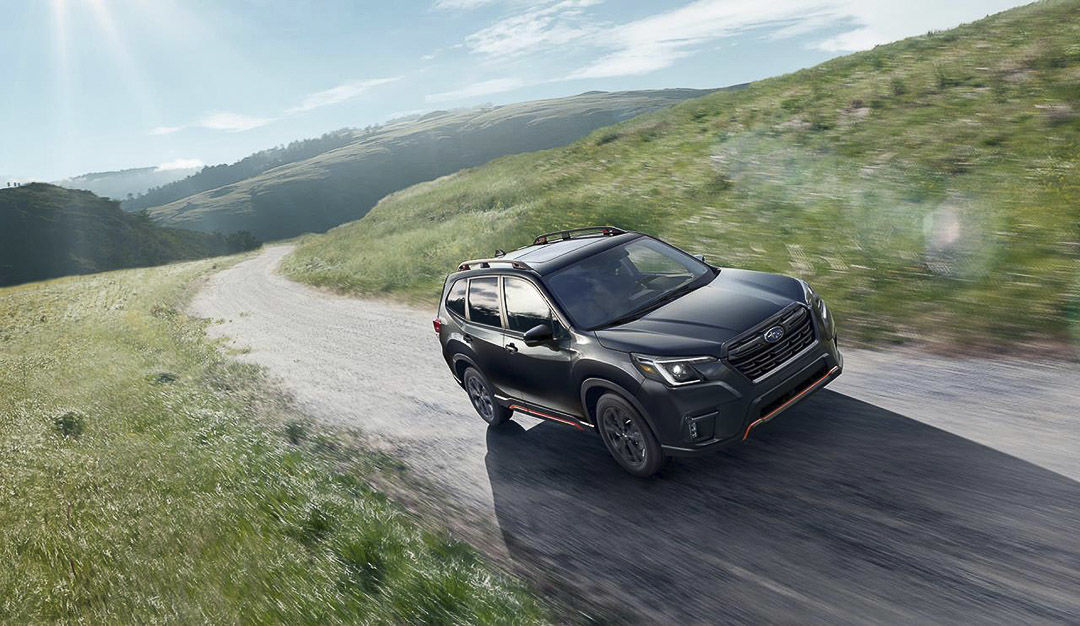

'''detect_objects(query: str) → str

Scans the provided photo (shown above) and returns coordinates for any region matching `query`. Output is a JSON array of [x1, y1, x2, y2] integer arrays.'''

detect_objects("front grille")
[[726, 305, 816, 380]]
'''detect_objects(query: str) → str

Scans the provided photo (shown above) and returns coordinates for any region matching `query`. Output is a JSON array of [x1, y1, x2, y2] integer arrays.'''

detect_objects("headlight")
[[801, 279, 816, 304], [632, 354, 715, 386]]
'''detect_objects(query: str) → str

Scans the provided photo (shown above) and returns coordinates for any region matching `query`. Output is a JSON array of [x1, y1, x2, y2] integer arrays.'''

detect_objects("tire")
[[595, 393, 665, 477], [463, 367, 512, 426]]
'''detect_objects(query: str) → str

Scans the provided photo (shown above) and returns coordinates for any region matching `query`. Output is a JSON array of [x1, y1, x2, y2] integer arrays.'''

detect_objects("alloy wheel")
[[466, 375, 494, 421], [601, 405, 647, 468]]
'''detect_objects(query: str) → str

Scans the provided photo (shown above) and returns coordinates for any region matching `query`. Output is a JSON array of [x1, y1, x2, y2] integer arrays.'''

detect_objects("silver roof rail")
[[457, 258, 534, 271]]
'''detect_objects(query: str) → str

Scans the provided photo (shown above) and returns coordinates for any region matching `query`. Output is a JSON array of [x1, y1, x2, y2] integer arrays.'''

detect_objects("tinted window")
[[445, 279, 466, 318], [467, 277, 501, 327], [544, 237, 711, 329], [504, 278, 552, 333]]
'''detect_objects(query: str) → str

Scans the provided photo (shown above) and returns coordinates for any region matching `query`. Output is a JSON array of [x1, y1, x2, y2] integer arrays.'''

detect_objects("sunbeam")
[[49, 0, 75, 174], [85, 0, 160, 127]]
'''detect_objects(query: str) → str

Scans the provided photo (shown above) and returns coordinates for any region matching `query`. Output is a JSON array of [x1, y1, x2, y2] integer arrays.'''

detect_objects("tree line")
[[122, 129, 366, 211]]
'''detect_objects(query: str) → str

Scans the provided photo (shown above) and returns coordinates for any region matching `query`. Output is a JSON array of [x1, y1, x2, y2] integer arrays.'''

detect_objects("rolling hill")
[[146, 89, 714, 240], [284, 0, 1080, 351], [0, 184, 256, 287], [123, 130, 357, 212], [54, 165, 200, 201]]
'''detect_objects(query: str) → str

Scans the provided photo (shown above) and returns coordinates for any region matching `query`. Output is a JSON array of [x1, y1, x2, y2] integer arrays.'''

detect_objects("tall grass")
[[284, 0, 1080, 352], [0, 260, 546, 623]]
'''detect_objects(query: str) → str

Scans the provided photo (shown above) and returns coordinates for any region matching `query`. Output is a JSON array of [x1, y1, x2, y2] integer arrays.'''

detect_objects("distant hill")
[[284, 0, 1080, 350], [123, 130, 357, 212], [146, 89, 715, 240], [0, 184, 256, 287], [55, 166, 200, 201]]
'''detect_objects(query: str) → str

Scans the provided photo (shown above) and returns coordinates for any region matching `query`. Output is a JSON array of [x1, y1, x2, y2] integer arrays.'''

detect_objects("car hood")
[[592, 268, 804, 356]]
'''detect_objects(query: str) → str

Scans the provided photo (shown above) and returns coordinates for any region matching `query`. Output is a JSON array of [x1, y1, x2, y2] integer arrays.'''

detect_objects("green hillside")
[[147, 89, 714, 240], [285, 0, 1080, 351], [0, 184, 256, 287], [123, 130, 356, 212]]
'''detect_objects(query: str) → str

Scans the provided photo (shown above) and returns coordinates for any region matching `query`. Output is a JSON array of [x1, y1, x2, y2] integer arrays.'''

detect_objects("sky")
[[0, 0, 1030, 183]]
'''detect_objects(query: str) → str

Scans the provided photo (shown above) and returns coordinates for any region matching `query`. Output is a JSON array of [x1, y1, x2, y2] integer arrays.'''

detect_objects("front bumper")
[[636, 336, 843, 456]]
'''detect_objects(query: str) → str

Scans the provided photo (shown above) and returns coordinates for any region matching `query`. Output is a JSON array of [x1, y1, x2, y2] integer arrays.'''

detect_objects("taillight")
[[433, 317, 443, 334]]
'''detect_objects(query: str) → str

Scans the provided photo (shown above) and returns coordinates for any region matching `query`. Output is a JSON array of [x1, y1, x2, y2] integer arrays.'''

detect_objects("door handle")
[[505, 342, 518, 354]]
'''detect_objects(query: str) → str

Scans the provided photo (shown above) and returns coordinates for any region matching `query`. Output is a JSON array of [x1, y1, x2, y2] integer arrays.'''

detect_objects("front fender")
[[578, 369, 660, 440]]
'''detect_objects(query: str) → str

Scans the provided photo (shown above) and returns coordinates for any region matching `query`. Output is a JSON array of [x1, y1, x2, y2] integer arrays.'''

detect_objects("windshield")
[[543, 237, 713, 329]]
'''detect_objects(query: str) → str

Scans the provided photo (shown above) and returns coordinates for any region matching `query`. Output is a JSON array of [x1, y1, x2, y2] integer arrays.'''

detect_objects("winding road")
[[190, 246, 1080, 624]]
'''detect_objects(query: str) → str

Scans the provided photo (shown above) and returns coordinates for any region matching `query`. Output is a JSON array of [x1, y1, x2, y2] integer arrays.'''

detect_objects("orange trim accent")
[[743, 366, 839, 440], [509, 404, 584, 430]]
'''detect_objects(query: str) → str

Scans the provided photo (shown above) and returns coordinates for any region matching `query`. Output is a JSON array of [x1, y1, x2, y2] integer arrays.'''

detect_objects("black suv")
[[435, 227, 842, 476]]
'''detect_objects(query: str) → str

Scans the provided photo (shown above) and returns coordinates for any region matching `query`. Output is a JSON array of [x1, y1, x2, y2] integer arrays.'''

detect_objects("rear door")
[[500, 277, 579, 416], [463, 276, 511, 394]]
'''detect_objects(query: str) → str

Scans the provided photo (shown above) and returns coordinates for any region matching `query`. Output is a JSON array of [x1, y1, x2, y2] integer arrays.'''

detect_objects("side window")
[[445, 279, 466, 318], [504, 278, 552, 333], [467, 277, 501, 327]]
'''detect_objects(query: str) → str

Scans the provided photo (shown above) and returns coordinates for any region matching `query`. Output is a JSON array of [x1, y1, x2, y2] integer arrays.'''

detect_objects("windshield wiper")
[[593, 280, 702, 330]]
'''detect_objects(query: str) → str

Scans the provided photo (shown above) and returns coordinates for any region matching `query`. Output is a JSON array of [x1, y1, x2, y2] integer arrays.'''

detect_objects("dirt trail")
[[190, 245, 1080, 624]]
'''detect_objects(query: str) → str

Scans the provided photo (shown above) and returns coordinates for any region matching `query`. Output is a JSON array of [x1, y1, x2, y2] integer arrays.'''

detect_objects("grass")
[[0, 258, 547, 623], [284, 0, 1080, 353]]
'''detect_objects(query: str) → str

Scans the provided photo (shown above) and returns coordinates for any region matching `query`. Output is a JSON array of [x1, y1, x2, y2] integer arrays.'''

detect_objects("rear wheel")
[[595, 394, 664, 477], [463, 367, 512, 426]]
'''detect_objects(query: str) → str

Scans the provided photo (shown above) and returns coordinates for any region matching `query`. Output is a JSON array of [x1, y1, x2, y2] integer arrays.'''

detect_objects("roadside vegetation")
[[0, 260, 546, 623], [285, 0, 1080, 352]]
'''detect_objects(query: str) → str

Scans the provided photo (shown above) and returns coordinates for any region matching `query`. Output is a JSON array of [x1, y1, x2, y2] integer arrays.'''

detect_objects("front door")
[[500, 277, 579, 417]]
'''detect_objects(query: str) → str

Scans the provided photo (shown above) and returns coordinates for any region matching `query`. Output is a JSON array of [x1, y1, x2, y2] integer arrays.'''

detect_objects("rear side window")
[[445, 279, 466, 318], [503, 278, 552, 333], [467, 277, 501, 327]]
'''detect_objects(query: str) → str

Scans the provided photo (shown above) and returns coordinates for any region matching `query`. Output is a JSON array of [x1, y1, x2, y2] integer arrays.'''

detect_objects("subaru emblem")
[[763, 326, 785, 343]]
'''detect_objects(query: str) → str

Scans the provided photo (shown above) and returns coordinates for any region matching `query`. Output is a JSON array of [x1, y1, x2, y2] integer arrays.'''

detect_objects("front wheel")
[[463, 367, 512, 426], [595, 394, 665, 477]]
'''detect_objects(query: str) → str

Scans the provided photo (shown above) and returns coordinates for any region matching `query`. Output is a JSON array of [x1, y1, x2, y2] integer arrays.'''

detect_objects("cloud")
[[197, 112, 273, 132], [434, 0, 501, 8], [287, 77, 400, 114], [811, 0, 1022, 52], [569, 0, 838, 79], [156, 158, 204, 171], [457, 0, 1025, 80], [149, 77, 399, 136], [426, 78, 525, 103], [150, 125, 183, 136], [464, 0, 601, 57], [148, 113, 270, 135]]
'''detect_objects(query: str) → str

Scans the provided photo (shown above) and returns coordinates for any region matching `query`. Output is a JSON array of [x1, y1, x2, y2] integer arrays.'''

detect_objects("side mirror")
[[694, 253, 707, 264], [523, 324, 554, 347]]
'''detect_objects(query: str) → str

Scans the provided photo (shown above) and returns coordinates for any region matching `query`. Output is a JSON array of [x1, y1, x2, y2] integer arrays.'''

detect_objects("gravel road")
[[190, 245, 1080, 624]]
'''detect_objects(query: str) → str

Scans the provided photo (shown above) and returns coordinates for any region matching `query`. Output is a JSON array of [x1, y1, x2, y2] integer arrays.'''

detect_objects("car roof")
[[495, 232, 640, 276]]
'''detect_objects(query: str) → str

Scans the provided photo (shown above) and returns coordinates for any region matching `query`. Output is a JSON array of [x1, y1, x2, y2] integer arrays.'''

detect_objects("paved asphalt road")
[[190, 246, 1080, 624]]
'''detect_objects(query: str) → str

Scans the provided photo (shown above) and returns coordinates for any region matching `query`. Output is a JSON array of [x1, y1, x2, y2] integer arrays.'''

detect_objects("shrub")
[[54, 411, 85, 437]]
